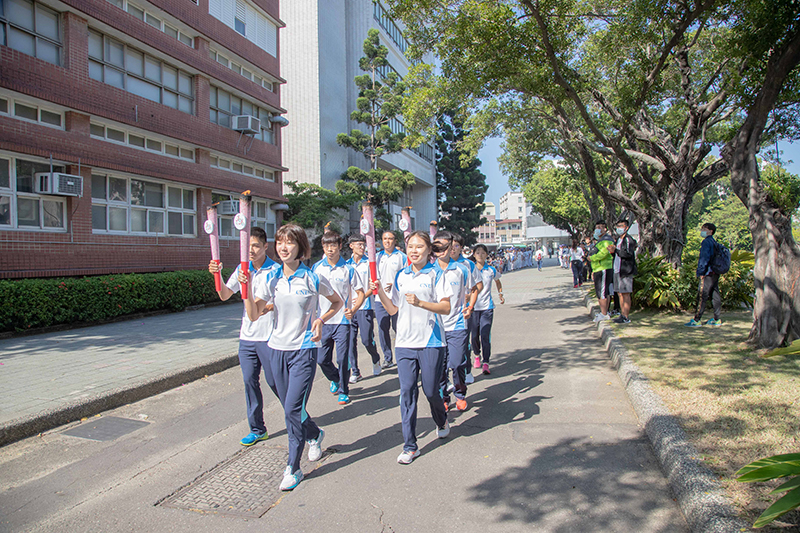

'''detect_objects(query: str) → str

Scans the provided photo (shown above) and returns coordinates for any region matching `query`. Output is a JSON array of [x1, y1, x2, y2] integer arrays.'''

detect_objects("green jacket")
[[588, 234, 615, 273]]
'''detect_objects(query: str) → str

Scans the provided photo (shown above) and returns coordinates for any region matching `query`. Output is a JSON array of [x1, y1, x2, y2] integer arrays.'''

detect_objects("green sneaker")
[[241, 431, 268, 446], [706, 319, 723, 326], [684, 319, 701, 327]]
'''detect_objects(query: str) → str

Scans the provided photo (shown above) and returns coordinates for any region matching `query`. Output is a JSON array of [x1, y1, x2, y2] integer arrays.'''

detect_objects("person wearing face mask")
[[588, 220, 616, 321], [612, 219, 638, 324], [685, 223, 723, 327]]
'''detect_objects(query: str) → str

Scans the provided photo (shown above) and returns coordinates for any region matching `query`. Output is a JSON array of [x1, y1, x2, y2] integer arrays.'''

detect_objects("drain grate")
[[158, 444, 332, 518], [62, 416, 149, 441]]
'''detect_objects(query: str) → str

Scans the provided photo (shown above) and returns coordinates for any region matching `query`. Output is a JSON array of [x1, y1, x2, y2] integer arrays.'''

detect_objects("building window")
[[211, 192, 276, 240], [209, 154, 275, 181], [0, 155, 67, 230], [209, 49, 277, 92], [104, 0, 195, 43], [209, 86, 274, 144], [0, 94, 63, 128], [208, 0, 277, 57], [90, 122, 195, 161], [0, 0, 61, 65], [88, 30, 194, 114], [373, 0, 407, 54], [91, 173, 195, 236]]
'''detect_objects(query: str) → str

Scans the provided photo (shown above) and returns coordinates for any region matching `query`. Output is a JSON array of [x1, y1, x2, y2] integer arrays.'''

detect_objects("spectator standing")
[[685, 223, 724, 327], [535, 248, 543, 271], [588, 221, 615, 321], [569, 240, 585, 288], [612, 219, 637, 324]]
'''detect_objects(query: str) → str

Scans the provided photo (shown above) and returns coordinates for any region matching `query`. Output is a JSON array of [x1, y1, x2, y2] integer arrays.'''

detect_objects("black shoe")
[[613, 316, 631, 324]]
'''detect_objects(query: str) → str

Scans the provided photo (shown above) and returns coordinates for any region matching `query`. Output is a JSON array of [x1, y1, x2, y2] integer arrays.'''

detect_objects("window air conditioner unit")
[[34, 172, 83, 197], [218, 200, 239, 215], [232, 115, 261, 134]]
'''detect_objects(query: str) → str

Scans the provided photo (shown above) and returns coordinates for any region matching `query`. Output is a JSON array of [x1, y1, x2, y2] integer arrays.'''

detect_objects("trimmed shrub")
[[0, 268, 237, 333]]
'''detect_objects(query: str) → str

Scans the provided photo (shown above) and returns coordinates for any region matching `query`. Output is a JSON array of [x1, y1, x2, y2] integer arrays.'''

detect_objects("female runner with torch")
[[207, 199, 278, 447]]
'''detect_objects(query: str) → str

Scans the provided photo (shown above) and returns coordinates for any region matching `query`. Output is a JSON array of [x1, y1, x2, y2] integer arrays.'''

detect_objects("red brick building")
[[0, 0, 287, 278]]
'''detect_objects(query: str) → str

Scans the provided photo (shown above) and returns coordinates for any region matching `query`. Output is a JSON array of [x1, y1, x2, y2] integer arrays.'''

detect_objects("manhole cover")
[[158, 444, 333, 518], [62, 416, 149, 441]]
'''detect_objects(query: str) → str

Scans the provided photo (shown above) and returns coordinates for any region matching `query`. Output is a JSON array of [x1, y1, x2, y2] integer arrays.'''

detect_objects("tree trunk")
[[637, 202, 687, 267]]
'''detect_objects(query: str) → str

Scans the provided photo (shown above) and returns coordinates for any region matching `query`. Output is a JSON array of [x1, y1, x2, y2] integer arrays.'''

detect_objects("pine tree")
[[436, 111, 488, 246], [336, 28, 415, 231]]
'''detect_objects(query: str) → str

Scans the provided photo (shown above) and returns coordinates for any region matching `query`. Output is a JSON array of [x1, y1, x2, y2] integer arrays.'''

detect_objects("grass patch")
[[612, 309, 800, 530]]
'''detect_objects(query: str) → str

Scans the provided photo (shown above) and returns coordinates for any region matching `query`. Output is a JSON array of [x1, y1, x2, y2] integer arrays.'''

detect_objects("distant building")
[[474, 201, 496, 248], [495, 218, 524, 245], [280, 0, 437, 235], [498, 190, 571, 249]]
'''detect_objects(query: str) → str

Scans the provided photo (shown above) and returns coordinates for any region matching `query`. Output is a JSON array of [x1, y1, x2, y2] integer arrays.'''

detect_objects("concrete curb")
[[583, 293, 750, 533], [0, 353, 239, 448]]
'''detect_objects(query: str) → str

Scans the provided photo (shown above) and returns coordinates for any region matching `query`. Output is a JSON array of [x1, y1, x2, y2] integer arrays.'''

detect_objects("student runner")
[[450, 234, 482, 383], [470, 244, 504, 374], [433, 231, 471, 412], [244, 224, 343, 491], [312, 229, 365, 405], [208, 227, 277, 447], [375, 231, 407, 367], [346, 234, 382, 379], [371, 231, 454, 464]]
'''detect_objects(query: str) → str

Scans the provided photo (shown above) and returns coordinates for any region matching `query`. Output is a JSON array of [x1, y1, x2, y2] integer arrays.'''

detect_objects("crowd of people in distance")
[[208, 225, 503, 491]]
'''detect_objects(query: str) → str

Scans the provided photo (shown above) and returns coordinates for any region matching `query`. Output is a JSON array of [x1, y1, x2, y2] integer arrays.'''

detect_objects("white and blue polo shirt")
[[226, 258, 278, 341], [436, 259, 470, 332], [311, 256, 362, 325], [455, 256, 481, 293], [390, 263, 454, 349], [474, 264, 501, 311], [377, 248, 407, 300], [346, 255, 373, 311], [254, 263, 335, 351]]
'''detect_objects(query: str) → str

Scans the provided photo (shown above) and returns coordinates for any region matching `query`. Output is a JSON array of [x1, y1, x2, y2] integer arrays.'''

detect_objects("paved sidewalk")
[[0, 302, 243, 444]]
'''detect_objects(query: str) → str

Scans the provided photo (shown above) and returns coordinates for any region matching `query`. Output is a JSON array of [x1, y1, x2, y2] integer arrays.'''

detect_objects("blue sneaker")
[[338, 393, 351, 405], [706, 319, 723, 326], [330, 381, 340, 394], [684, 319, 701, 327], [240, 431, 268, 446]]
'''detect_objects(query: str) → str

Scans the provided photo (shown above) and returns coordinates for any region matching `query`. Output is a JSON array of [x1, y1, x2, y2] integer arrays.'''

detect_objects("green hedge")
[[0, 268, 237, 333]]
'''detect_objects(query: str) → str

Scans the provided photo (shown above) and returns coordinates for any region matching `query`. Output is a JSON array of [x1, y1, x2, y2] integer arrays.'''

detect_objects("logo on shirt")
[[419, 282, 432, 288], [295, 289, 311, 296], [450, 281, 459, 286]]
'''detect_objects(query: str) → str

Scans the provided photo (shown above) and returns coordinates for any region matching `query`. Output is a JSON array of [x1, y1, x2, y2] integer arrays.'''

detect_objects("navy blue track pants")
[[238, 340, 278, 435], [441, 330, 469, 402], [374, 300, 397, 363], [470, 309, 494, 363], [317, 324, 351, 395], [270, 348, 321, 472], [349, 309, 380, 375], [396, 347, 448, 452]]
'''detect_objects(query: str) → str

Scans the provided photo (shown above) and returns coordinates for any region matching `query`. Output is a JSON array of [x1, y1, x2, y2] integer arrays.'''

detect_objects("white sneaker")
[[446, 382, 455, 393], [594, 313, 611, 322], [465, 373, 474, 384], [349, 373, 361, 384], [307, 428, 324, 461], [280, 466, 304, 491], [397, 449, 420, 464], [372, 362, 382, 376], [436, 421, 450, 439]]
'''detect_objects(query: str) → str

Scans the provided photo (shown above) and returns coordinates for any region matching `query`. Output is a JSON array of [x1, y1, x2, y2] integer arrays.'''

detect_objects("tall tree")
[[282, 181, 360, 234], [436, 111, 488, 245], [719, 0, 800, 349], [336, 28, 416, 231], [392, 0, 737, 266]]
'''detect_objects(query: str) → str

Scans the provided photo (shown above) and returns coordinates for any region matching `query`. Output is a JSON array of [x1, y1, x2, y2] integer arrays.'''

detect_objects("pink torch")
[[361, 203, 378, 284], [429, 220, 438, 240], [235, 191, 252, 299], [401, 207, 412, 265], [205, 204, 222, 291]]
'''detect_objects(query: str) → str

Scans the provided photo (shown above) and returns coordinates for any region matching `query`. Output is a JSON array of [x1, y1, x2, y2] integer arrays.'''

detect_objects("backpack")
[[711, 240, 731, 275]]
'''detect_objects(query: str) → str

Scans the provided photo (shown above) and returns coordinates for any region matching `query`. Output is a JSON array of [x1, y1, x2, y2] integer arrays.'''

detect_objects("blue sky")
[[477, 138, 800, 208]]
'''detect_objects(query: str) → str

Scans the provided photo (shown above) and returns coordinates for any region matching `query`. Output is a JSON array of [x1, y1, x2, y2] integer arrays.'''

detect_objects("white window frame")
[[104, 0, 195, 43], [211, 192, 276, 240], [0, 153, 68, 232], [0, 93, 64, 129], [88, 30, 194, 114], [208, 49, 277, 92], [90, 172, 196, 237], [209, 86, 275, 144], [0, 0, 62, 65], [209, 153, 275, 182], [89, 121, 195, 161]]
